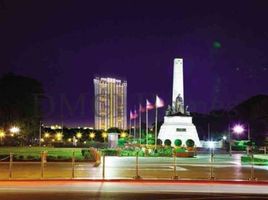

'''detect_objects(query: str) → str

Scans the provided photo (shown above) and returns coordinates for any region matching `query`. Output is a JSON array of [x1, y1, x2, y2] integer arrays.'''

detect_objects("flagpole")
[[155, 96, 158, 150], [146, 104, 148, 147], [129, 114, 132, 136], [139, 105, 141, 145], [134, 112, 136, 139], [133, 109, 137, 139]]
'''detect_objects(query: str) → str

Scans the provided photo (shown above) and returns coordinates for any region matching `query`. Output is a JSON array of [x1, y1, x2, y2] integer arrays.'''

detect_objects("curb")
[[0, 179, 268, 185]]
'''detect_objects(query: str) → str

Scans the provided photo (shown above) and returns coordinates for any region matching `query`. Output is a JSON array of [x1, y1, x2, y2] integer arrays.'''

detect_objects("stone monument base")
[[158, 115, 201, 147]]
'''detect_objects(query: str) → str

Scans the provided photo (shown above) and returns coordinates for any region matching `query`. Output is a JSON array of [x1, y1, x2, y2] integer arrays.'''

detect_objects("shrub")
[[81, 149, 86, 156], [14, 155, 25, 160], [157, 139, 163, 145], [186, 139, 195, 147], [164, 139, 172, 146], [175, 147, 186, 153], [174, 139, 182, 147], [83, 150, 91, 160], [148, 139, 155, 145], [157, 147, 173, 157], [26, 155, 36, 160], [0, 155, 9, 160], [102, 149, 118, 156], [118, 138, 126, 147], [80, 149, 92, 160], [47, 155, 57, 161], [16, 155, 24, 160], [57, 155, 63, 160]]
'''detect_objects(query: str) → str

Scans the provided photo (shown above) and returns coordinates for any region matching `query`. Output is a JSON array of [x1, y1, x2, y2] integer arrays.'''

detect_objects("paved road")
[[1, 180, 268, 199], [0, 154, 268, 180]]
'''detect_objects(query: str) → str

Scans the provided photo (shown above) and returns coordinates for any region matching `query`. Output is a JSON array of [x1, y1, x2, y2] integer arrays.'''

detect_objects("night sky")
[[1, 0, 268, 127]]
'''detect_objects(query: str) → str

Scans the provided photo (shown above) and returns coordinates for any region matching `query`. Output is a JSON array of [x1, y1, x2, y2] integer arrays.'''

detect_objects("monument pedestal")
[[158, 115, 201, 147]]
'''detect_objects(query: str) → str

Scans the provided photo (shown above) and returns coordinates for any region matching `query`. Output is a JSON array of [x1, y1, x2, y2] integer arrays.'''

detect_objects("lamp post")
[[0, 130, 5, 144], [102, 132, 108, 142], [44, 132, 50, 139], [229, 124, 246, 156], [208, 141, 215, 180], [89, 132, 95, 141], [76, 132, 82, 143], [9, 126, 20, 134], [247, 123, 251, 141], [120, 132, 127, 138], [39, 121, 42, 147], [55, 132, 63, 141]]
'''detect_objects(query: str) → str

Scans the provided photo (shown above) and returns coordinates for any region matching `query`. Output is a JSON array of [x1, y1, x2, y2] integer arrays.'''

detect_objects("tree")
[[0, 73, 44, 143], [107, 127, 121, 133]]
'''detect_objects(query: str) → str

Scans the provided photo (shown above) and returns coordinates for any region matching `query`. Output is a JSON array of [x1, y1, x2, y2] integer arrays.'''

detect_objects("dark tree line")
[[0, 73, 44, 143]]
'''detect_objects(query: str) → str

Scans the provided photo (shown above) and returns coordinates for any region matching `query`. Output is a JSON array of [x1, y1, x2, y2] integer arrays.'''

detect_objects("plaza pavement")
[[0, 153, 268, 181]]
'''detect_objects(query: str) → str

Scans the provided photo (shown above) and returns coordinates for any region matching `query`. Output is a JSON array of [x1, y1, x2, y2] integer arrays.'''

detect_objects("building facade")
[[93, 77, 127, 130]]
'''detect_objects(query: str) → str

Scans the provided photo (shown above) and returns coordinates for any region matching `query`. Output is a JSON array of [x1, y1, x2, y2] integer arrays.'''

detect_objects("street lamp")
[[102, 132, 108, 142], [120, 132, 127, 138], [55, 132, 63, 141], [10, 126, 20, 134], [222, 135, 227, 141], [229, 124, 247, 156], [44, 132, 50, 139], [89, 132, 95, 140], [232, 124, 245, 135], [0, 130, 5, 144], [76, 132, 82, 139], [208, 141, 215, 179]]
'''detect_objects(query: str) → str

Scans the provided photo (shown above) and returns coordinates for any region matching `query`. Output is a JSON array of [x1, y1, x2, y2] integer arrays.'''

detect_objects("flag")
[[146, 99, 154, 110], [139, 104, 145, 112], [130, 110, 134, 119], [133, 109, 138, 119], [156, 95, 164, 108]]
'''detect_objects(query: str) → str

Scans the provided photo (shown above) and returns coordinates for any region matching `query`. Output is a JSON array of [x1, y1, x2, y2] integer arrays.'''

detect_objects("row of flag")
[[129, 95, 164, 119]]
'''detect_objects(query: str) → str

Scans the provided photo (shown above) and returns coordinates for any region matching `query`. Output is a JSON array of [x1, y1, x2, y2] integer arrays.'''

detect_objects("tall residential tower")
[[93, 77, 127, 130]]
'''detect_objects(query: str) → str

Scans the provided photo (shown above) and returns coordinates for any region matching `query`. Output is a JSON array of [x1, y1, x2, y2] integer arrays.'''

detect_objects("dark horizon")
[[1, 0, 268, 127]]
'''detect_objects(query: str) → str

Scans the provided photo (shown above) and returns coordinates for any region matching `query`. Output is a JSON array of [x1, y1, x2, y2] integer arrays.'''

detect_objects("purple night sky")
[[1, 1, 268, 127]]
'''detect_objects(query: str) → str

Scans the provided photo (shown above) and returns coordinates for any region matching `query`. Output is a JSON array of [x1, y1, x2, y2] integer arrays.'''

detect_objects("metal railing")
[[0, 150, 265, 181]]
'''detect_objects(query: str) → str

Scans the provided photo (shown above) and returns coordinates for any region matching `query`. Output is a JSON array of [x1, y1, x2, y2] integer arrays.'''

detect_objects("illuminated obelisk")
[[158, 58, 201, 147], [172, 58, 184, 105]]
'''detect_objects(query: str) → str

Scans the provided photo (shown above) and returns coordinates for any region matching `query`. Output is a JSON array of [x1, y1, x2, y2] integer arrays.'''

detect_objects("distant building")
[[93, 77, 127, 130]]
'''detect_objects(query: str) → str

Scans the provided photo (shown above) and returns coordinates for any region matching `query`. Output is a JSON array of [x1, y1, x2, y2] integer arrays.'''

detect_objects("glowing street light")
[[55, 132, 63, 141], [76, 132, 82, 139], [232, 124, 245, 134], [102, 132, 108, 141], [44, 132, 50, 139], [0, 130, 5, 139], [208, 141, 215, 149], [10, 126, 20, 134], [229, 123, 248, 156], [222, 135, 227, 141], [89, 132, 95, 140], [120, 132, 127, 138]]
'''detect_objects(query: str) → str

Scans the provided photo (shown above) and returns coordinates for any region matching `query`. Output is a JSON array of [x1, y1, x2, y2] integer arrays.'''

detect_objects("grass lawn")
[[0, 147, 86, 161], [241, 154, 268, 165]]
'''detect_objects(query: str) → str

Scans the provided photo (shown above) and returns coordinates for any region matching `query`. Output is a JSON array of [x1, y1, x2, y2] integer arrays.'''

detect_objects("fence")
[[0, 150, 266, 181]]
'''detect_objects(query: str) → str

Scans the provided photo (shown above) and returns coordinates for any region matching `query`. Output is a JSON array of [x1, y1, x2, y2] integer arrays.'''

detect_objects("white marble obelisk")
[[172, 58, 184, 104], [158, 58, 201, 147]]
